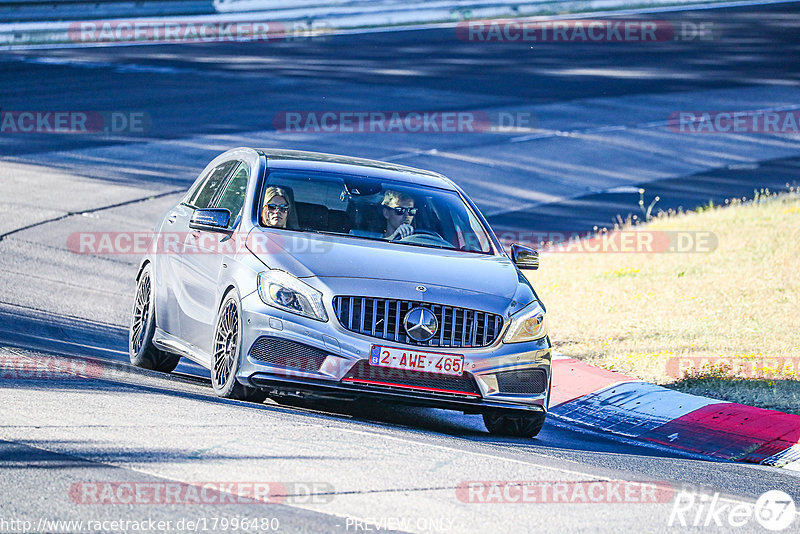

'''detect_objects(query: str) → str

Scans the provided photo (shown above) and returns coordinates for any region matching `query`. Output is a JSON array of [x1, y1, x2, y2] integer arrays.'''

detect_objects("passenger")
[[261, 186, 293, 228], [382, 190, 416, 240]]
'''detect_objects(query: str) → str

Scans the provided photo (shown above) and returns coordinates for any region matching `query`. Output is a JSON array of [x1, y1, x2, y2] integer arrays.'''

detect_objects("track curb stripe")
[[551, 381, 723, 438], [552, 356, 800, 468], [549, 357, 638, 406], [643, 403, 800, 465]]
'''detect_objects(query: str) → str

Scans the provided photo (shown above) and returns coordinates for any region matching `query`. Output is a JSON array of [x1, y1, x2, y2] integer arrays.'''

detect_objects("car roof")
[[255, 148, 457, 190]]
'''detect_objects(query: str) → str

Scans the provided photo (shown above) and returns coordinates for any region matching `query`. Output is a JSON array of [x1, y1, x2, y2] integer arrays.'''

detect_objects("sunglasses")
[[389, 206, 418, 216], [267, 203, 289, 213]]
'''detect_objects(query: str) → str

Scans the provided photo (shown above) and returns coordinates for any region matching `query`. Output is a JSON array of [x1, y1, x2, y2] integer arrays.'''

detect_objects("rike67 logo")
[[670, 490, 796, 531]]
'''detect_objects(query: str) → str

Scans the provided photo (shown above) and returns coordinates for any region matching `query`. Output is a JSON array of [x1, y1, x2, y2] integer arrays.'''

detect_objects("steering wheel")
[[396, 228, 454, 248], [391, 228, 435, 240]]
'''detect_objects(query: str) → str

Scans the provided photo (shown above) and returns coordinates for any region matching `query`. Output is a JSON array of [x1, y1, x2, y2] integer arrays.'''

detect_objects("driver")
[[381, 190, 416, 240], [261, 186, 293, 228]]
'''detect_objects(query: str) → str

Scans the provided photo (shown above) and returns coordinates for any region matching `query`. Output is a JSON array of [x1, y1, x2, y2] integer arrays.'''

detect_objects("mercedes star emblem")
[[404, 307, 438, 342]]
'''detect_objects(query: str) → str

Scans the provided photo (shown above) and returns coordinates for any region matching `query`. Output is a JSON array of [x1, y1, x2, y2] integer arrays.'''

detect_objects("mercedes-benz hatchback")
[[129, 148, 551, 437]]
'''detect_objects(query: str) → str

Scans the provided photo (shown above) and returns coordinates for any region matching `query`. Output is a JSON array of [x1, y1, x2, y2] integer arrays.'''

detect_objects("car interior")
[[257, 174, 490, 253]]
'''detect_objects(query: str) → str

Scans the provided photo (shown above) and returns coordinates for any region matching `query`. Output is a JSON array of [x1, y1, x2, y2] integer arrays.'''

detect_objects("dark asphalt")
[[2, 300, 799, 508], [1, 3, 799, 182], [1, 3, 799, 532]]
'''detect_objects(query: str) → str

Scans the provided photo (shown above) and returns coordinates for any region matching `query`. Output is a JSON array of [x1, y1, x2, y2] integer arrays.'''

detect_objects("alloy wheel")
[[130, 273, 151, 355], [213, 299, 239, 387]]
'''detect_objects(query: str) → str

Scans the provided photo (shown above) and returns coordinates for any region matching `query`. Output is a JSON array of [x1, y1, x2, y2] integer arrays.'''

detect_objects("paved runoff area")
[[1, 2, 800, 532]]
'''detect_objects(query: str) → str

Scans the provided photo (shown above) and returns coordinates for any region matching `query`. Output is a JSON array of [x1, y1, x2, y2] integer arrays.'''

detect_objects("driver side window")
[[215, 162, 250, 229], [184, 160, 237, 209]]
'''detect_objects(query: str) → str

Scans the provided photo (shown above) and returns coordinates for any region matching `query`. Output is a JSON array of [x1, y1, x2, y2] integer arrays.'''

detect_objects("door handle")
[[167, 213, 177, 224]]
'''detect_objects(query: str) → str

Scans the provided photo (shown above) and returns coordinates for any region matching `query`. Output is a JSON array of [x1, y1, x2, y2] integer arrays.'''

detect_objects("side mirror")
[[189, 208, 231, 233], [510, 243, 539, 270]]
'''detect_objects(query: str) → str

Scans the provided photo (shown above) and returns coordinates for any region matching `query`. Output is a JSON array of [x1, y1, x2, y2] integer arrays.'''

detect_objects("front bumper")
[[237, 292, 551, 413]]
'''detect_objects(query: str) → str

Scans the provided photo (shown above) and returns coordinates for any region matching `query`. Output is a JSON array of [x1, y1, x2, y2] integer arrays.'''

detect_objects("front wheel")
[[483, 410, 546, 438], [211, 291, 268, 404], [129, 264, 180, 373]]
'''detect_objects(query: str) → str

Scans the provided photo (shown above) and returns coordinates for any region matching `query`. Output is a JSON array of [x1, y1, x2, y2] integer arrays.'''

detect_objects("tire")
[[483, 410, 546, 438], [129, 264, 181, 373], [211, 291, 268, 403]]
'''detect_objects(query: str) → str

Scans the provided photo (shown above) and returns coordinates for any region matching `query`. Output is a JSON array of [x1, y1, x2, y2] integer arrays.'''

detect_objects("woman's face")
[[263, 195, 289, 227]]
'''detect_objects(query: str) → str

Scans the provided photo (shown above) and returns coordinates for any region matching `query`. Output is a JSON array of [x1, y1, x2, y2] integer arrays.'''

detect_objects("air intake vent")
[[343, 360, 481, 396], [495, 368, 548, 395], [248, 336, 329, 372]]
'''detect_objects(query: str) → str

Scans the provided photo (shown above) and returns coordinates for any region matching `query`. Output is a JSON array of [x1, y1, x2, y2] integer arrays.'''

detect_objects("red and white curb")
[[549, 355, 800, 469]]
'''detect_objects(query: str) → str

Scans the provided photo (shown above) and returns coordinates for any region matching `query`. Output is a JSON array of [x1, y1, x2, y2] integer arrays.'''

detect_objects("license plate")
[[369, 346, 464, 376]]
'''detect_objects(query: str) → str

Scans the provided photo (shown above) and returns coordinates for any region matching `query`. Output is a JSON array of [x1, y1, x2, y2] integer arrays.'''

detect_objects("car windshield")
[[260, 170, 494, 254]]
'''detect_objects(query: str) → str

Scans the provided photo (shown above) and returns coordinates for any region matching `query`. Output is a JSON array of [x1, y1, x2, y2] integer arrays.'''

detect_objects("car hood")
[[247, 228, 520, 299]]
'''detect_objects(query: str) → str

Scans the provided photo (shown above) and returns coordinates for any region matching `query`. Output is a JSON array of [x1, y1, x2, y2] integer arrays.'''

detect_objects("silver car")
[[129, 148, 551, 437]]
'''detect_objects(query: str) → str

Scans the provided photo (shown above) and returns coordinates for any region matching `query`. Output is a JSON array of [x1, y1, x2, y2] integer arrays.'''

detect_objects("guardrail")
[[0, 0, 215, 22], [0, 0, 735, 47], [0, 0, 724, 23]]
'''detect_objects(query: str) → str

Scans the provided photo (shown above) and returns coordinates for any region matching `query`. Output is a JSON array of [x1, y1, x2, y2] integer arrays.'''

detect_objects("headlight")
[[502, 301, 547, 343], [257, 270, 328, 322]]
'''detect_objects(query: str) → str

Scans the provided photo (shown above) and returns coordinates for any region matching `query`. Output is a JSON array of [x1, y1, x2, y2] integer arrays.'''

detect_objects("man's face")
[[384, 199, 415, 228]]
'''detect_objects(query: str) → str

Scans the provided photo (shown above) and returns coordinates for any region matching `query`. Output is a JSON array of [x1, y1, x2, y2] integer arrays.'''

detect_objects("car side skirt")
[[153, 327, 212, 368]]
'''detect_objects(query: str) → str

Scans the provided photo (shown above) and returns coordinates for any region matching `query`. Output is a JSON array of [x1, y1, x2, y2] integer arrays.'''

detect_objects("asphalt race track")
[[1, 3, 800, 532]]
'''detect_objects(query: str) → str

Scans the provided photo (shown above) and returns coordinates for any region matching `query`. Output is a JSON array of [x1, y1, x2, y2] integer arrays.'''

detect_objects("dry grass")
[[526, 190, 800, 413]]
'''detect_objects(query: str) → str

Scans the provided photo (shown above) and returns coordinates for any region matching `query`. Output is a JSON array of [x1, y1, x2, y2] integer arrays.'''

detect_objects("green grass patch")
[[526, 190, 800, 414]]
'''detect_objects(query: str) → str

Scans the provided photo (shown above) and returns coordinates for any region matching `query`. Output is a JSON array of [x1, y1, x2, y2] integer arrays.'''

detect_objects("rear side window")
[[184, 160, 237, 209], [215, 162, 250, 229]]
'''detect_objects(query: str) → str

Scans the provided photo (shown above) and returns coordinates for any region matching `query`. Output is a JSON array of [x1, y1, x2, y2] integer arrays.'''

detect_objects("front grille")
[[332, 296, 503, 348], [248, 336, 329, 372], [496, 368, 548, 395], [343, 360, 481, 396]]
